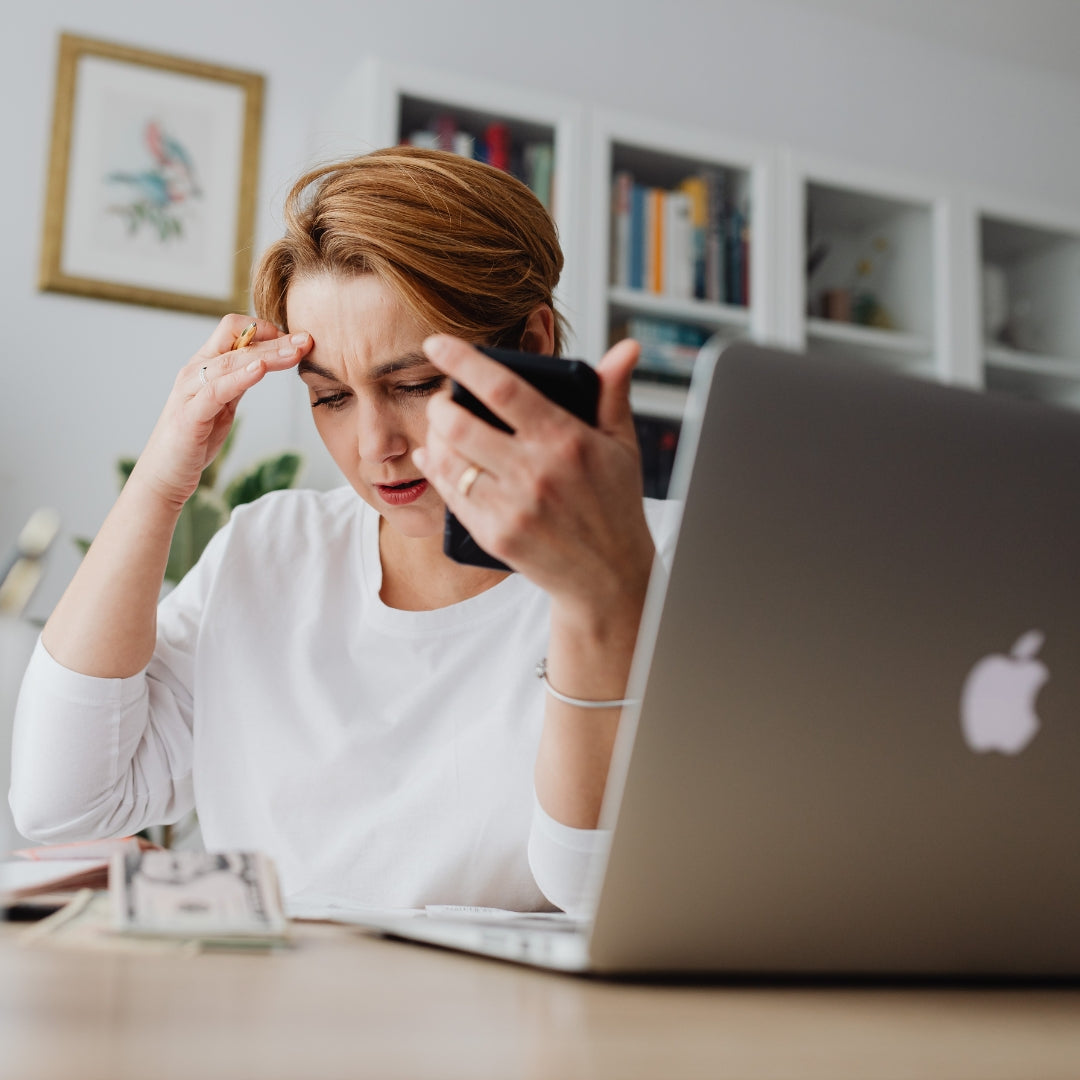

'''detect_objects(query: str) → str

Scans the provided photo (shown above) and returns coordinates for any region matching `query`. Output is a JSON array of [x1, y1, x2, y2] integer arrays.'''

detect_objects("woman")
[[10, 147, 679, 914]]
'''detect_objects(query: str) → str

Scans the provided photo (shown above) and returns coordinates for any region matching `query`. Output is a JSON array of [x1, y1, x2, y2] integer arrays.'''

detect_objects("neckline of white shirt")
[[356, 500, 538, 635]]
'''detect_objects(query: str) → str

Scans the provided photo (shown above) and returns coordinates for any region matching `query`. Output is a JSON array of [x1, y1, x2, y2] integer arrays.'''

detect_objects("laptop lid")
[[585, 338, 1080, 976]]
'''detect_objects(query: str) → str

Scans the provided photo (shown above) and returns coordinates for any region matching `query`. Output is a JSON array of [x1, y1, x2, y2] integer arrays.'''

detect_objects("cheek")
[[311, 410, 352, 460]]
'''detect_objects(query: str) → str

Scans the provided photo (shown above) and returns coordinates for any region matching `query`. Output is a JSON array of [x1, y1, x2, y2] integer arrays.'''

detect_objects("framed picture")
[[39, 33, 264, 317]]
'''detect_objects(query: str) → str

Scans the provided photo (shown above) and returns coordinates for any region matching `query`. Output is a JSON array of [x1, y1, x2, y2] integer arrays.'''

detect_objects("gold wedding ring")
[[457, 464, 481, 497], [233, 322, 257, 350]]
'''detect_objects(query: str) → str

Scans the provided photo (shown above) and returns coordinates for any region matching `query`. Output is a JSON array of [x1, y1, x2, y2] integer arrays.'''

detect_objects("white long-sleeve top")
[[10, 488, 679, 913]]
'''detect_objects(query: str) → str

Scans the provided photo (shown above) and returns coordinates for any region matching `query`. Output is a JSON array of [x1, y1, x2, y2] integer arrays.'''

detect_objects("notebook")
[[352, 338, 1080, 977]]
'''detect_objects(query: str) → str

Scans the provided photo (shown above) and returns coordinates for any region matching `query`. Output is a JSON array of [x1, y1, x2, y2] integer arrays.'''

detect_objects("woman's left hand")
[[414, 335, 656, 622]]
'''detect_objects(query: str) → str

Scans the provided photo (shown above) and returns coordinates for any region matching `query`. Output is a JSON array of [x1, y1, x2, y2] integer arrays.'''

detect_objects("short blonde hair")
[[253, 146, 568, 355]]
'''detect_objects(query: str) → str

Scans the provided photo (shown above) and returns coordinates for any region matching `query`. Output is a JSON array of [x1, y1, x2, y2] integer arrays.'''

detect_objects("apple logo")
[[960, 630, 1048, 754]]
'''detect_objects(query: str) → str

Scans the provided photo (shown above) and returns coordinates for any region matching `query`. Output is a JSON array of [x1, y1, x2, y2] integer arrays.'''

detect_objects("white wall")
[[4, 0, 1080, 620]]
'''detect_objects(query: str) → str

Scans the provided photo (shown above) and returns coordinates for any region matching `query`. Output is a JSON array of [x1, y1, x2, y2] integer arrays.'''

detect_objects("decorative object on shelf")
[[75, 421, 302, 585], [39, 33, 264, 316], [849, 233, 896, 328], [813, 232, 896, 330]]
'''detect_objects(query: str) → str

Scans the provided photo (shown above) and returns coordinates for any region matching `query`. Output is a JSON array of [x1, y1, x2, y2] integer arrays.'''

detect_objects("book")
[[611, 170, 633, 286], [663, 190, 693, 299], [648, 187, 664, 294], [634, 415, 682, 499], [434, 113, 456, 152], [703, 170, 728, 303], [678, 175, 709, 300], [485, 122, 511, 172], [452, 131, 475, 160], [525, 142, 554, 210], [622, 316, 709, 382], [727, 201, 745, 305], [629, 183, 646, 290]]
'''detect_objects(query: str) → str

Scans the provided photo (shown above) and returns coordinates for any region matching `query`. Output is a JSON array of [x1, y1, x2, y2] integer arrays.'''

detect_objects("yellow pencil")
[[233, 321, 257, 350]]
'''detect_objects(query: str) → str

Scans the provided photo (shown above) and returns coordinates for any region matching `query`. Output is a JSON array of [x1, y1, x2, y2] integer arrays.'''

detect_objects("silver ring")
[[457, 464, 481, 497], [199, 365, 210, 388]]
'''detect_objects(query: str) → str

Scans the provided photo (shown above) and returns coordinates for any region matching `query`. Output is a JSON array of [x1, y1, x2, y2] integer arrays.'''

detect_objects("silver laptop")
[[358, 338, 1080, 977]]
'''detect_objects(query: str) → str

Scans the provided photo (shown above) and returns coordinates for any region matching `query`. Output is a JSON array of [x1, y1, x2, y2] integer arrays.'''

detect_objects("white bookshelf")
[[779, 152, 952, 384], [976, 198, 1080, 409], [585, 110, 776, 422], [317, 57, 586, 353], [315, 56, 1080, 491]]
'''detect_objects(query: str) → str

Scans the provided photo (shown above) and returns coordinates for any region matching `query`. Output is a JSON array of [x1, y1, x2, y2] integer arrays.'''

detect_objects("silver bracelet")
[[535, 658, 640, 710]]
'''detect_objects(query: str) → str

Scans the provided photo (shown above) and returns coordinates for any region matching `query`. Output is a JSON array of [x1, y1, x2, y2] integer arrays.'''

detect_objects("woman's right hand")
[[132, 315, 312, 510]]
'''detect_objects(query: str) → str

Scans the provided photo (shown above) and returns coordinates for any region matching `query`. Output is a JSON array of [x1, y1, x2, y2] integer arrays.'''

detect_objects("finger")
[[413, 442, 492, 511], [422, 334, 563, 433], [595, 338, 640, 435], [423, 390, 518, 477], [188, 332, 311, 389], [196, 315, 286, 361], [190, 333, 312, 415]]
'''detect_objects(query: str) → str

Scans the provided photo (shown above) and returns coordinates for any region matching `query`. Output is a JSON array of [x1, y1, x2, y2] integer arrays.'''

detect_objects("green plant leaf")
[[199, 418, 241, 491], [73, 536, 92, 556], [116, 458, 137, 490], [165, 487, 230, 584], [222, 452, 303, 510]]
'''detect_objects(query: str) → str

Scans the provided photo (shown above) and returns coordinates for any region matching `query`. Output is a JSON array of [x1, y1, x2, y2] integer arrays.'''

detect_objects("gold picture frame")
[[39, 33, 264, 317]]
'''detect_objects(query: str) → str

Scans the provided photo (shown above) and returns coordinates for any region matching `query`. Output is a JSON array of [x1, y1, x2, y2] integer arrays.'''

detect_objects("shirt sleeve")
[[527, 794, 611, 916], [7, 523, 231, 844]]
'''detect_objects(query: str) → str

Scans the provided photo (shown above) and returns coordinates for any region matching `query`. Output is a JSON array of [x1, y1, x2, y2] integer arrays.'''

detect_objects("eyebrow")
[[296, 352, 432, 384]]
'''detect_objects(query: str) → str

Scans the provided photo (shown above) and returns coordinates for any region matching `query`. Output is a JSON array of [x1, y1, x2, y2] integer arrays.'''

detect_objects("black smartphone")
[[443, 346, 601, 571]]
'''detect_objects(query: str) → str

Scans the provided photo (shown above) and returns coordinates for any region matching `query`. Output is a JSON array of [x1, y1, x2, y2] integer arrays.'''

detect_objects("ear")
[[518, 304, 556, 356]]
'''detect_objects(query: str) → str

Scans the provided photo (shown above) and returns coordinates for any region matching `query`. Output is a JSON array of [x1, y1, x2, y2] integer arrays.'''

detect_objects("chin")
[[356, 485, 445, 540]]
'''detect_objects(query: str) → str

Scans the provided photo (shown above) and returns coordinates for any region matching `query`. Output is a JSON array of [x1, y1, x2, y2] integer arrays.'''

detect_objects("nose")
[[355, 394, 409, 464]]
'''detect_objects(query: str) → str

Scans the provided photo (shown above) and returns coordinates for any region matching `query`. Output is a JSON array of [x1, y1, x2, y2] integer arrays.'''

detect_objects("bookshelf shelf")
[[780, 153, 946, 381], [984, 345, 1080, 379], [807, 318, 933, 371], [629, 382, 689, 421], [607, 287, 751, 333], [319, 57, 585, 350], [317, 57, 1080, 494], [977, 204, 1080, 408], [586, 111, 774, 437]]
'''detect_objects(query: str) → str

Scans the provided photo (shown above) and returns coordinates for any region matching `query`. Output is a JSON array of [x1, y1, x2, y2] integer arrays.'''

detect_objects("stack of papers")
[[5, 843, 289, 953], [1, 837, 150, 912]]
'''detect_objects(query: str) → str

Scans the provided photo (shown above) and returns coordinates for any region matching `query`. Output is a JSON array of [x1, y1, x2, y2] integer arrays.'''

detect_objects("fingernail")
[[279, 341, 298, 356], [291, 332, 309, 346], [246, 358, 260, 372], [423, 335, 450, 359], [412, 447, 427, 470]]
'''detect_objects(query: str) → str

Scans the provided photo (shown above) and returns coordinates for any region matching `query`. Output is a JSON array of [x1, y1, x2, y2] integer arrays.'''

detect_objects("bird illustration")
[[104, 119, 202, 240]]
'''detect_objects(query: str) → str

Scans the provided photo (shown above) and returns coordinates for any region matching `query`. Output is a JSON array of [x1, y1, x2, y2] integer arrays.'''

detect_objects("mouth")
[[374, 478, 430, 506]]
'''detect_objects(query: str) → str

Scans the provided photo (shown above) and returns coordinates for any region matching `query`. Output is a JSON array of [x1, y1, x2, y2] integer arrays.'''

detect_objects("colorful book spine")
[[525, 143, 554, 211], [629, 184, 646, 290], [648, 188, 664, 294], [704, 170, 727, 304], [485, 122, 511, 172], [663, 191, 693, 299], [611, 170, 633, 287], [678, 175, 709, 300]]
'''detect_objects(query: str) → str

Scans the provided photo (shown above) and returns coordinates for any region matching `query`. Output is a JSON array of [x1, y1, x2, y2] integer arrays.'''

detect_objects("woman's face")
[[286, 273, 448, 540]]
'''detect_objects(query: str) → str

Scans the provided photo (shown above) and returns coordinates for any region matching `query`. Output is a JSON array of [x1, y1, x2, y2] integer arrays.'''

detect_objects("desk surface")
[[3, 919, 1080, 1080]]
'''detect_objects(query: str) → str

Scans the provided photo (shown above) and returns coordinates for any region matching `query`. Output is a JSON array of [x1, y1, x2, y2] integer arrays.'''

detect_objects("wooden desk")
[[3, 919, 1080, 1079]]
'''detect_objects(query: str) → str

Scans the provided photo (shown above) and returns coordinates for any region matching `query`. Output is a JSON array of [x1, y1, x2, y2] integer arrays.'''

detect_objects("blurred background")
[[2, 0, 1079, 621]]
